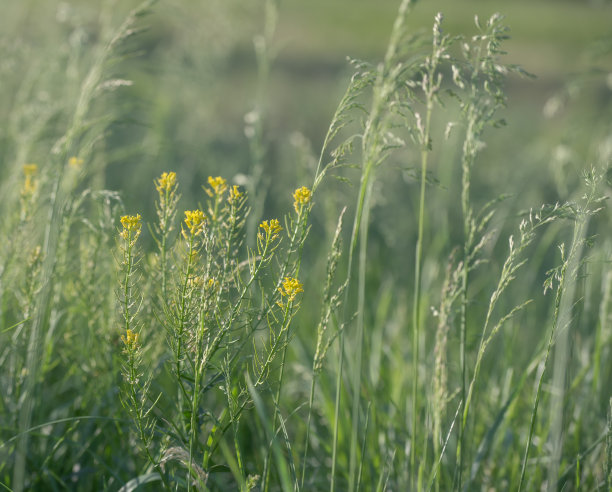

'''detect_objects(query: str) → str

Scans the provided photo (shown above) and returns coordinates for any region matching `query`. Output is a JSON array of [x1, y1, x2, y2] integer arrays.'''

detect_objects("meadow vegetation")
[[1, 0, 611, 490]]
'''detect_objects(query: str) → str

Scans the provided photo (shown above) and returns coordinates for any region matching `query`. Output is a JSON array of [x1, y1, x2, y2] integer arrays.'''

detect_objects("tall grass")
[[1, 0, 611, 490]]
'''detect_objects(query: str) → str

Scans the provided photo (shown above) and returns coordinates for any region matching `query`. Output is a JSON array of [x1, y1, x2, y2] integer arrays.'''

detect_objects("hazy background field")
[[5, 0, 611, 213]]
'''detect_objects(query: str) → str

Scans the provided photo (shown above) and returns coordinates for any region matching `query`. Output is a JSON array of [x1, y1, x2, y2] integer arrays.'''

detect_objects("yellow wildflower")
[[68, 156, 84, 168], [155, 171, 177, 194], [260, 219, 283, 237], [293, 186, 312, 214], [121, 214, 142, 232], [188, 249, 200, 264], [184, 209, 206, 236], [228, 185, 243, 204], [278, 276, 304, 302], [187, 275, 204, 289], [120, 214, 142, 240], [206, 277, 220, 292], [23, 164, 38, 177], [121, 329, 140, 349], [22, 164, 38, 196], [206, 176, 228, 197]]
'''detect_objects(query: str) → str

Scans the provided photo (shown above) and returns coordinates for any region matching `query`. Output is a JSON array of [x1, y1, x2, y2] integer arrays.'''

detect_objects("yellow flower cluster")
[[23, 163, 38, 176], [68, 156, 84, 168], [184, 209, 206, 236], [260, 218, 283, 236], [293, 186, 312, 214], [228, 184, 243, 204], [121, 328, 140, 349], [156, 171, 177, 194], [187, 275, 204, 289], [206, 176, 228, 197], [207, 277, 220, 291], [120, 214, 142, 240], [278, 276, 304, 302], [22, 164, 38, 196]]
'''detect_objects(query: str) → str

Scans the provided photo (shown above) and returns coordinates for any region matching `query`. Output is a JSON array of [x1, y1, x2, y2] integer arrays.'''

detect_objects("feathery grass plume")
[[513, 169, 606, 490], [407, 12, 457, 488], [449, 13, 532, 487], [431, 248, 463, 491], [318, 5, 455, 489], [449, 199, 572, 488], [316, 0, 438, 487]]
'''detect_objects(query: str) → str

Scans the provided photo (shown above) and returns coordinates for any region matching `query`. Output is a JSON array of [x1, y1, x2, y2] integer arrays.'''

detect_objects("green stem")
[[348, 175, 374, 491], [262, 301, 293, 492], [175, 233, 196, 434], [300, 373, 317, 489], [411, 90, 433, 486], [330, 326, 344, 492]]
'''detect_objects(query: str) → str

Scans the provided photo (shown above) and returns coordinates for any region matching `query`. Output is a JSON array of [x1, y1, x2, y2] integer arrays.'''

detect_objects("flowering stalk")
[[154, 171, 179, 300], [173, 209, 206, 431], [118, 214, 170, 489], [261, 276, 303, 492], [20, 164, 39, 222]]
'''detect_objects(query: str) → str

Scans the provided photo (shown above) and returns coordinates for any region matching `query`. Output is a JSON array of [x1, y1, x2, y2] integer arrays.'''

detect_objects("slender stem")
[[411, 92, 433, 485], [175, 234, 196, 435], [455, 33, 486, 486], [348, 177, 374, 491], [330, 327, 344, 492], [262, 301, 293, 492], [517, 322, 557, 491], [458, 141, 476, 490], [300, 374, 317, 489]]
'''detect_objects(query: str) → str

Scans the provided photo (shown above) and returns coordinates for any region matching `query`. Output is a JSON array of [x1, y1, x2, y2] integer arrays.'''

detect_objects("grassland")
[[1, 0, 611, 490]]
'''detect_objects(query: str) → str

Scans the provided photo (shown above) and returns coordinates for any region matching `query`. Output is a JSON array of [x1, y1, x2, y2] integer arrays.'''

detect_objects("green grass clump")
[[1, 0, 611, 490]]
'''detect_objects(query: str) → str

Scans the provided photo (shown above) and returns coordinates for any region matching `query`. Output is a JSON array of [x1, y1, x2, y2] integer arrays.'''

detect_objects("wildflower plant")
[[115, 172, 315, 490], [67, 156, 84, 168], [117, 212, 169, 486], [152, 171, 180, 299], [20, 164, 39, 220]]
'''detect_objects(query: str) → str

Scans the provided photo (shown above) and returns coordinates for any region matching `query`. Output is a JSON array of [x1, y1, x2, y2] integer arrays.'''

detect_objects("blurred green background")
[[3, 0, 611, 215]]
